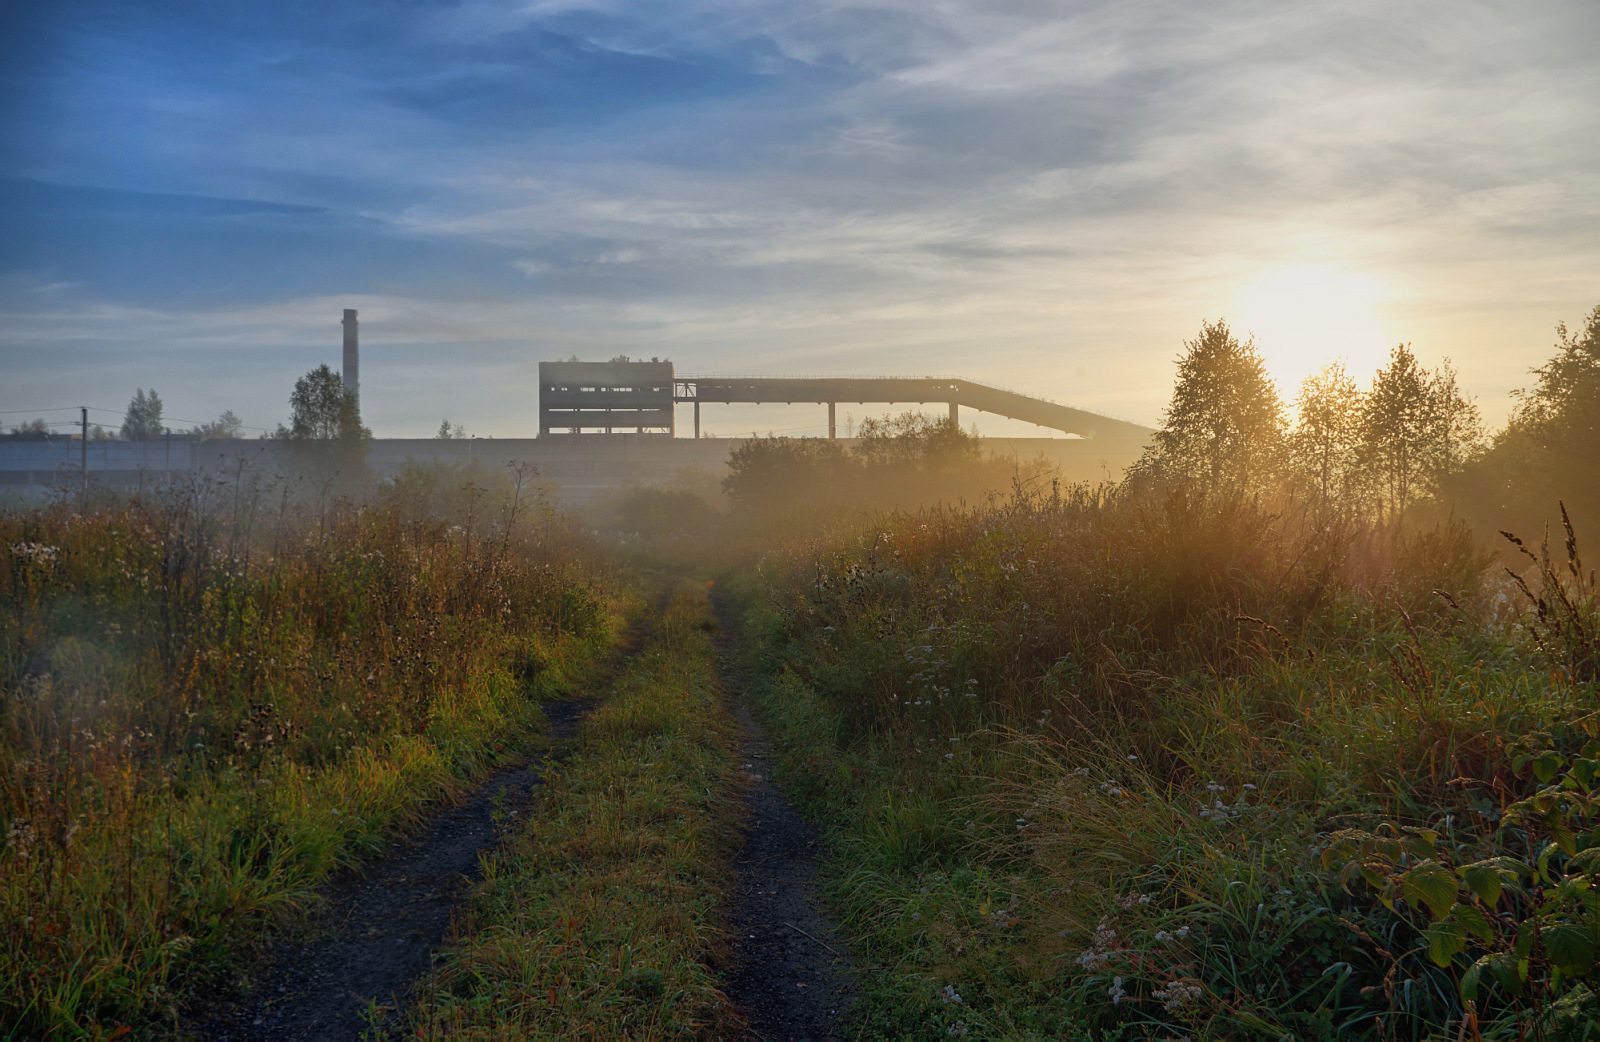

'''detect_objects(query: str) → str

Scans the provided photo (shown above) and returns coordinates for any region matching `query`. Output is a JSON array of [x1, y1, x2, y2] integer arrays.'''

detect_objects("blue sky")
[[2, 0, 1597, 438]]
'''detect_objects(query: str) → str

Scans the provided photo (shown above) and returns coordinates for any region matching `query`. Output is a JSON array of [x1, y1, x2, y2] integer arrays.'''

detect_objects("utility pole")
[[81, 406, 88, 493]]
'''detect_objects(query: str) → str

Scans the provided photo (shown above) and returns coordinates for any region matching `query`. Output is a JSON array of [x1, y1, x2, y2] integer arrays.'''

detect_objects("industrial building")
[[2, 315, 1154, 504]]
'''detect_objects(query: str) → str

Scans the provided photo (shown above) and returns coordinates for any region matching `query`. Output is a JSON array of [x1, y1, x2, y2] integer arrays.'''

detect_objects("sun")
[[1233, 267, 1393, 399]]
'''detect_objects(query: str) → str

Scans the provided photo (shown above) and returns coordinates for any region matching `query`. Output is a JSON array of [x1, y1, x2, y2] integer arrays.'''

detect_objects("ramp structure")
[[540, 360, 1146, 441]]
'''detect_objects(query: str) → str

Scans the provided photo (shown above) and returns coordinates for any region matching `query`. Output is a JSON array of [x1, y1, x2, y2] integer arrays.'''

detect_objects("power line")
[[0, 404, 276, 434]]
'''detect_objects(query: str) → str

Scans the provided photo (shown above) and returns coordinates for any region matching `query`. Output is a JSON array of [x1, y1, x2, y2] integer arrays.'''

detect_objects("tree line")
[[1126, 304, 1598, 536]]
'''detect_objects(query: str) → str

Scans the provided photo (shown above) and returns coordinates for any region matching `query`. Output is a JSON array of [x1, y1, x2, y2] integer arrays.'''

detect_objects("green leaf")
[[1401, 828, 1439, 859], [1553, 823, 1579, 857], [1515, 920, 1538, 959], [1448, 902, 1495, 944], [1461, 861, 1505, 907], [1403, 861, 1460, 919], [1461, 958, 1486, 1001], [1570, 847, 1600, 874], [1535, 750, 1566, 784], [1426, 918, 1467, 967], [1485, 952, 1525, 997], [1542, 924, 1598, 977]]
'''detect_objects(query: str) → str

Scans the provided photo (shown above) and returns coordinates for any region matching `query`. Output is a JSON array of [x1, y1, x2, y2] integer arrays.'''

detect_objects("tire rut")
[[714, 592, 856, 1041], [184, 605, 660, 1041], [186, 700, 590, 1041]]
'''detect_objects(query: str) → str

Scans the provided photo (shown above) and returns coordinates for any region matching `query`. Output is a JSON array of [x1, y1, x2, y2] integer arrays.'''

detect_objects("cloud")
[[2, 0, 1598, 435]]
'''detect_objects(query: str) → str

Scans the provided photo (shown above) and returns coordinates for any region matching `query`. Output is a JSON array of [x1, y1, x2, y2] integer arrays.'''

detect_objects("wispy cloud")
[[2, 0, 1597, 435]]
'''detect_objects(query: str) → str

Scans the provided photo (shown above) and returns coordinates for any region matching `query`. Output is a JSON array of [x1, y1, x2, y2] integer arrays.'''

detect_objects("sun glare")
[[1234, 267, 1392, 400]]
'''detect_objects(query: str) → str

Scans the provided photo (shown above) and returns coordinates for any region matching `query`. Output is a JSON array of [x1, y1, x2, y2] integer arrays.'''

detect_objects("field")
[[727, 488, 1600, 1038], [1, 467, 621, 1037], [3, 327, 1598, 1040]]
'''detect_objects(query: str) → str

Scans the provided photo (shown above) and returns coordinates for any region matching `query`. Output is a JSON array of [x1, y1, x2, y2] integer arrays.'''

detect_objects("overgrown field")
[[1, 470, 623, 1037], [412, 579, 743, 1039], [732, 489, 1599, 1039]]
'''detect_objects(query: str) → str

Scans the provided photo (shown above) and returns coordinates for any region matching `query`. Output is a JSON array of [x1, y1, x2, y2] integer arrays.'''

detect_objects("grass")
[[0, 469, 624, 1038], [409, 578, 744, 1039], [726, 486, 1600, 1038]]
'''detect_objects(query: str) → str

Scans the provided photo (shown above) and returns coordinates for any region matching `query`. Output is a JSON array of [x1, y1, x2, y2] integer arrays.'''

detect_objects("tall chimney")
[[341, 309, 359, 403]]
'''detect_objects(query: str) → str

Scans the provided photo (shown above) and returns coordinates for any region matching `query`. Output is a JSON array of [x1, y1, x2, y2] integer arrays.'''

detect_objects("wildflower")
[[1154, 979, 1203, 1011], [1109, 976, 1126, 1004], [941, 984, 963, 1004], [947, 1023, 968, 1038]]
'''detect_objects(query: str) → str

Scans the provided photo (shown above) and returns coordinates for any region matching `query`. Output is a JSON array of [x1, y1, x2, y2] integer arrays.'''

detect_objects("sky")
[[2, 0, 1597, 439]]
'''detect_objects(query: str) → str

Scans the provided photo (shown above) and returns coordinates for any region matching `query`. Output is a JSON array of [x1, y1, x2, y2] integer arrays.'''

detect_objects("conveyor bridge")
[[538, 360, 1148, 441]]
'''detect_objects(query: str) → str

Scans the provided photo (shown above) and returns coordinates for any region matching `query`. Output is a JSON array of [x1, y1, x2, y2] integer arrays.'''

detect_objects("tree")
[[120, 388, 164, 440], [1129, 320, 1284, 496], [192, 410, 243, 440], [1288, 361, 1364, 504], [1457, 303, 1600, 534], [8, 418, 51, 437], [435, 419, 467, 440], [853, 412, 978, 471], [1359, 345, 1431, 521], [1359, 346, 1482, 522], [722, 437, 851, 512], [275, 365, 369, 443], [1422, 360, 1482, 483]]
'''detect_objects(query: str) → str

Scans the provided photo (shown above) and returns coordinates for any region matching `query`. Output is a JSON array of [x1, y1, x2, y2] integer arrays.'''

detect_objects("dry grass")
[[1, 469, 622, 1037], [731, 483, 1596, 1037]]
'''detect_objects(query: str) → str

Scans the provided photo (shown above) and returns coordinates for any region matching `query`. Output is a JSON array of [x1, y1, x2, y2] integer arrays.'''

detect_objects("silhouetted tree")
[[275, 365, 368, 443], [1129, 320, 1284, 497], [1359, 345, 1480, 522], [191, 410, 243, 440], [1456, 303, 1600, 534], [853, 413, 978, 471], [1359, 346, 1430, 522], [7, 418, 52, 438], [1422, 360, 1482, 484], [722, 437, 850, 511], [120, 388, 164, 440]]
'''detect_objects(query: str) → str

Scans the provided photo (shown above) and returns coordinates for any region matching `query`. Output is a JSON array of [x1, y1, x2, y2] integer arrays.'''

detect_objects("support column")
[[949, 401, 959, 425], [694, 401, 701, 439], [828, 401, 836, 439]]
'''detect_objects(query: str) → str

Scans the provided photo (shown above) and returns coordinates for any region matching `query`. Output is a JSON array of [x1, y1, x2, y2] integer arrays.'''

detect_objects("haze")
[[2, 0, 1597, 438]]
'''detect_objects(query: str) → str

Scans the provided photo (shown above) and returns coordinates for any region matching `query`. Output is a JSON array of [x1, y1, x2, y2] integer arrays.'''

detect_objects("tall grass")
[[734, 484, 1597, 1037], [411, 579, 742, 1039], [0, 467, 622, 1037]]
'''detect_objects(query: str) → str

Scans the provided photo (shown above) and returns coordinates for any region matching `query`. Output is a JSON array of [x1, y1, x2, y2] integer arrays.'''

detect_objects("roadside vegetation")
[[720, 308, 1600, 1037], [0, 462, 622, 1037], [411, 579, 743, 1039]]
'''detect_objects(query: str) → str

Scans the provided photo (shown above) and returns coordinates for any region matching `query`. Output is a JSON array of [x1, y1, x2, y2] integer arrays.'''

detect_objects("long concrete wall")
[[1, 431, 1152, 505]]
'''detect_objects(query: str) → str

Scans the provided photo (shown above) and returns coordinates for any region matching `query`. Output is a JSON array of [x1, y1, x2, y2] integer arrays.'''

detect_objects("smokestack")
[[341, 309, 359, 403]]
